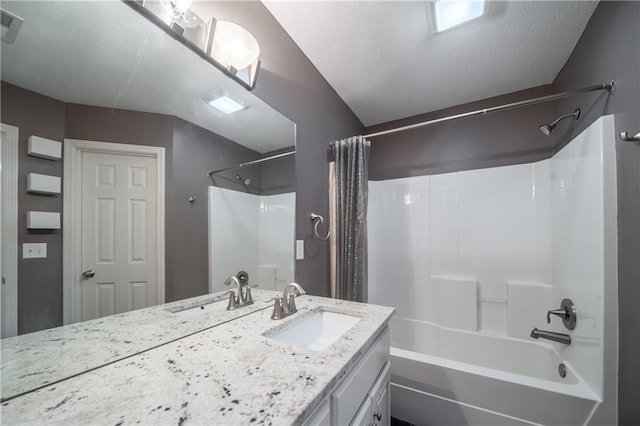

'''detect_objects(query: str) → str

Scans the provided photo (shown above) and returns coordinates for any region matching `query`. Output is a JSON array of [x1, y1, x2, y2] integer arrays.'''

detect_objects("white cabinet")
[[370, 362, 391, 426], [304, 398, 331, 426], [351, 393, 374, 426], [303, 327, 390, 426]]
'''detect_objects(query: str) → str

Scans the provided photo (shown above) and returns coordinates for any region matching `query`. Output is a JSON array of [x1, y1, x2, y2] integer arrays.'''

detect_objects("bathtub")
[[389, 317, 601, 426]]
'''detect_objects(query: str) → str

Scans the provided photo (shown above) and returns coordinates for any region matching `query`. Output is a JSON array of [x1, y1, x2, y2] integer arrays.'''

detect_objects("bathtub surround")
[[391, 346, 598, 426], [332, 136, 371, 303], [369, 162, 552, 335], [551, 4, 640, 423], [368, 116, 618, 424], [208, 187, 295, 293], [551, 117, 618, 413]]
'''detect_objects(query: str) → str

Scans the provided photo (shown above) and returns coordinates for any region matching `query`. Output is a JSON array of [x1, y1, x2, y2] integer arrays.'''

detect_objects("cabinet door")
[[303, 397, 331, 426], [350, 395, 373, 426], [370, 362, 390, 426], [332, 329, 389, 425]]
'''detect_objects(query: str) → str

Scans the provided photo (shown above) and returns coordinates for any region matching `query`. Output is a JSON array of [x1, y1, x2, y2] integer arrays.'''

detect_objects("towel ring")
[[310, 213, 330, 241]]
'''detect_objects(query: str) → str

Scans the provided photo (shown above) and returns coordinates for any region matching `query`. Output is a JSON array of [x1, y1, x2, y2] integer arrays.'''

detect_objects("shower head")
[[235, 174, 251, 186], [539, 108, 580, 136], [539, 124, 553, 136]]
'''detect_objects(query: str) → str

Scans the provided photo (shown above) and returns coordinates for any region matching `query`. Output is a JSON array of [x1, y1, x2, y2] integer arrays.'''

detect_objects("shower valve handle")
[[547, 309, 568, 323], [546, 298, 577, 330]]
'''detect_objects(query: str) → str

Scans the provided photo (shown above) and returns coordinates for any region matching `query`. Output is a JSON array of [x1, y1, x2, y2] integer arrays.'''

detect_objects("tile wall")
[[369, 161, 552, 335], [208, 187, 295, 293]]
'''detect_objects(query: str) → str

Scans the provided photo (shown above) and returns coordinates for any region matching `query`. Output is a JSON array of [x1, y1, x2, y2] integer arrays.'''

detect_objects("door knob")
[[81, 270, 95, 279]]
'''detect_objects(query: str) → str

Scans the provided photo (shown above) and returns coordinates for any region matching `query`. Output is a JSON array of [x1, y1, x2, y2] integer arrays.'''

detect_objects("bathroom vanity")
[[1, 290, 393, 425]]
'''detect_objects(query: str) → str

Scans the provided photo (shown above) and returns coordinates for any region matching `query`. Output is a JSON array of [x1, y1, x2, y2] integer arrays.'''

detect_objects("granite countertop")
[[1, 289, 278, 400], [1, 295, 394, 425]]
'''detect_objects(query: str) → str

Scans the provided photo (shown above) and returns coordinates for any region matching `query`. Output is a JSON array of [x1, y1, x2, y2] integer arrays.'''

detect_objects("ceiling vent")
[[1, 8, 24, 44]]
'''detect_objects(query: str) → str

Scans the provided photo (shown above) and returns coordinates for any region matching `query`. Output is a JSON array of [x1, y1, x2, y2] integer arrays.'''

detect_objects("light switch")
[[23, 243, 47, 259], [296, 240, 304, 260]]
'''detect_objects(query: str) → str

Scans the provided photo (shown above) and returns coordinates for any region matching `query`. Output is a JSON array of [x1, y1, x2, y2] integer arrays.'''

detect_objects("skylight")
[[433, 0, 485, 32]]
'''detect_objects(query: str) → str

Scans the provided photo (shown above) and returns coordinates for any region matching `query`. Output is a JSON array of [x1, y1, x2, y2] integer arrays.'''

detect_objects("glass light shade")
[[434, 0, 485, 32], [171, 0, 194, 16], [210, 21, 260, 72]]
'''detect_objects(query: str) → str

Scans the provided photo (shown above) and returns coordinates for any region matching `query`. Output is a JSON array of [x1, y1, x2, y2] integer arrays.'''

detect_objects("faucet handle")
[[546, 298, 577, 330], [225, 290, 238, 311], [287, 293, 298, 314], [270, 297, 284, 320], [546, 309, 567, 323], [244, 287, 254, 305]]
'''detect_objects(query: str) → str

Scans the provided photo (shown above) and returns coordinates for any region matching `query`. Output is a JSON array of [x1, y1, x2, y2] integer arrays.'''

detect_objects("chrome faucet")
[[530, 328, 571, 345], [224, 274, 253, 310], [271, 283, 306, 320]]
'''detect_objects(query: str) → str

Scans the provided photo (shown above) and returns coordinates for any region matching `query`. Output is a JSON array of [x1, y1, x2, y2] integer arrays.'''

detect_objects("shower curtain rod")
[[207, 150, 295, 176], [360, 81, 615, 139]]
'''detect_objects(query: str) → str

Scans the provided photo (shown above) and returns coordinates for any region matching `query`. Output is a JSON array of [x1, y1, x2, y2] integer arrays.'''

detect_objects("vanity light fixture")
[[432, 0, 486, 33], [204, 91, 245, 114], [170, 0, 194, 19], [133, 1, 262, 89], [206, 19, 261, 87]]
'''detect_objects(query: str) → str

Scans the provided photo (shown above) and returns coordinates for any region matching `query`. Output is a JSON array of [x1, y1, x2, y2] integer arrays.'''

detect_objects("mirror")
[[1, 0, 295, 399]]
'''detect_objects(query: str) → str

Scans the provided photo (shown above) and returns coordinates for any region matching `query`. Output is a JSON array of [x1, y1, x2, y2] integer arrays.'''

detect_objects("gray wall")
[[365, 84, 557, 179], [260, 147, 296, 195], [552, 2, 639, 424], [1, 82, 66, 334]]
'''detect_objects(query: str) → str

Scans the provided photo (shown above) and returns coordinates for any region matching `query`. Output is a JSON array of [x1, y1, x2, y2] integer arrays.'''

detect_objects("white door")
[[1, 123, 19, 338], [80, 151, 159, 321]]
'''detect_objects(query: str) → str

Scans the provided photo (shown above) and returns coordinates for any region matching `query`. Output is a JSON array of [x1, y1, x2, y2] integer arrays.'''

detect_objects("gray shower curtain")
[[333, 136, 371, 302]]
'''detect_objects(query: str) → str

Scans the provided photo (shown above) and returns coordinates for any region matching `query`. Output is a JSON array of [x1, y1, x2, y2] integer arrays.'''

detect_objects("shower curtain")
[[330, 136, 371, 302]]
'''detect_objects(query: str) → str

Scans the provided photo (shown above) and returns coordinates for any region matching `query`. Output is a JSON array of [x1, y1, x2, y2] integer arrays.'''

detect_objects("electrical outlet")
[[22, 243, 47, 259]]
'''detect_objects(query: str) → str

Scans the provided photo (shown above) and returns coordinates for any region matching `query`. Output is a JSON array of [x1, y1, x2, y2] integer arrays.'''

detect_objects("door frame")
[[1, 123, 19, 337], [63, 139, 165, 325]]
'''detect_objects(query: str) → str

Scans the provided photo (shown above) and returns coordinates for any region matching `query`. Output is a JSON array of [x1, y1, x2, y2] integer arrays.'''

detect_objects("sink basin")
[[265, 309, 361, 351]]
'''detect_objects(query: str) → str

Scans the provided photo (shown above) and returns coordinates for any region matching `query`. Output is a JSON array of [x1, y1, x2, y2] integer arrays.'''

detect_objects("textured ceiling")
[[1, 1, 294, 153], [263, 1, 599, 126]]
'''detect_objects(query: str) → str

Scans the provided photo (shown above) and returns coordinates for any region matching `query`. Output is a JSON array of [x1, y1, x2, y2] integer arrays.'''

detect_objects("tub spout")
[[530, 327, 571, 345]]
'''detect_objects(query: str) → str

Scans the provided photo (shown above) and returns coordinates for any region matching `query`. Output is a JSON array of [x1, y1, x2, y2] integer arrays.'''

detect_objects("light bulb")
[[211, 21, 260, 71]]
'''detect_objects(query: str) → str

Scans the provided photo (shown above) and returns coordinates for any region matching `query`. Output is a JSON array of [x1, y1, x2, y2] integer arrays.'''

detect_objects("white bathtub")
[[389, 317, 601, 425]]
